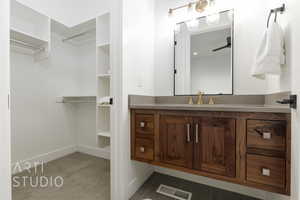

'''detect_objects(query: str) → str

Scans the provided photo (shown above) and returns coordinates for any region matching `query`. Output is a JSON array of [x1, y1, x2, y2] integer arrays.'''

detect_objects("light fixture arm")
[[169, 0, 212, 15], [169, 2, 196, 15]]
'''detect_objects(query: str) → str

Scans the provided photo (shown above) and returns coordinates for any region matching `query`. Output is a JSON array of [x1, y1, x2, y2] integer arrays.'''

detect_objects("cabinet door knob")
[[140, 147, 145, 153], [262, 168, 271, 176], [263, 132, 272, 140], [140, 122, 145, 128]]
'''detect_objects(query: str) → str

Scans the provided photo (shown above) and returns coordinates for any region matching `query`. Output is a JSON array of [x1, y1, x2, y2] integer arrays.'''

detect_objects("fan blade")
[[212, 45, 228, 52]]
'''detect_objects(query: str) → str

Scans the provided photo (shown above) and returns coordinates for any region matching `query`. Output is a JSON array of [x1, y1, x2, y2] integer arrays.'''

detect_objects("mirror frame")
[[173, 9, 235, 96]]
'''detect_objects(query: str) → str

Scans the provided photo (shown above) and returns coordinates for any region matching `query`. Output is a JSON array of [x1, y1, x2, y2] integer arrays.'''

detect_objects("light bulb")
[[206, 13, 220, 25], [187, 18, 199, 28], [195, 0, 208, 13], [227, 10, 233, 21], [174, 23, 181, 33]]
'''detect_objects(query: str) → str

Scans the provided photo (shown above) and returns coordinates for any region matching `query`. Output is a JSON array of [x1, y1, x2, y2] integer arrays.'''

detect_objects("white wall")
[[121, 0, 155, 198], [11, 34, 84, 164], [265, 0, 291, 94], [0, 0, 12, 199], [154, 0, 278, 96], [74, 42, 98, 152], [124, 0, 155, 96], [16, 0, 110, 27]]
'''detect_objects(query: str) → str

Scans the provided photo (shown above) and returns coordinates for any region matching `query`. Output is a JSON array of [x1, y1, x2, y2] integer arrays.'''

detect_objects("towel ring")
[[267, 10, 278, 28], [267, 4, 285, 28]]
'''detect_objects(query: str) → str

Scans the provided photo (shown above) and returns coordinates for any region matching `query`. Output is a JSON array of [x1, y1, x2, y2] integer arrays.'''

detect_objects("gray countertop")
[[129, 103, 291, 113]]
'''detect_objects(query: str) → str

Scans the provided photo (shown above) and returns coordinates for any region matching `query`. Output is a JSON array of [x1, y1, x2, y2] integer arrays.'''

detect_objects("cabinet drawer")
[[135, 114, 154, 137], [247, 120, 286, 151], [247, 154, 285, 188], [135, 138, 154, 161]]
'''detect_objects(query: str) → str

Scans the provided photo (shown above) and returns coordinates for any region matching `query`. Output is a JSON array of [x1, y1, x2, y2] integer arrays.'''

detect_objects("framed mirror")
[[174, 10, 234, 96]]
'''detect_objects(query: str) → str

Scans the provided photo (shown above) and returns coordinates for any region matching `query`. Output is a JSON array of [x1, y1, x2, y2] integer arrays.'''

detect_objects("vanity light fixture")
[[195, 0, 209, 12], [168, 0, 213, 16]]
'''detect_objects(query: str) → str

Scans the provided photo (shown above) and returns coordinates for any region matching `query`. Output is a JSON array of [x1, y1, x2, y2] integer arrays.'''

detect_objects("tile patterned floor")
[[130, 173, 261, 200]]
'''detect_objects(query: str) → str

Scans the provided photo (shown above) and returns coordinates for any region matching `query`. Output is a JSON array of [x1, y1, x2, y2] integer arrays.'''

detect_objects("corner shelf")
[[97, 132, 111, 138], [96, 12, 111, 159], [97, 104, 111, 108], [98, 145, 110, 153], [97, 42, 110, 48], [97, 73, 111, 78]]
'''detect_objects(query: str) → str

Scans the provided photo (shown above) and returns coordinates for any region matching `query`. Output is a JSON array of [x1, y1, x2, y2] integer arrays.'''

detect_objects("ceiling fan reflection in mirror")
[[212, 36, 232, 52]]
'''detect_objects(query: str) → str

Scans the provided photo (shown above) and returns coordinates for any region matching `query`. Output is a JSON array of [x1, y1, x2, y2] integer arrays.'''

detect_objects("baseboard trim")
[[128, 166, 154, 198], [11, 144, 111, 175], [77, 145, 110, 160], [12, 145, 77, 174]]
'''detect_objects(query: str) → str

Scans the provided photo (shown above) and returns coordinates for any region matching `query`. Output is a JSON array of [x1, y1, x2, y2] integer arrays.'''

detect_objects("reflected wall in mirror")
[[174, 10, 234, 96]]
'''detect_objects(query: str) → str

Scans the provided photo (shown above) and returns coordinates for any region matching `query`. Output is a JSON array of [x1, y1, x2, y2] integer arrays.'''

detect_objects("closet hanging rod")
[[59, 101, 96, 103], [62, 28, 95, 42], [10, 39, 45, 51]]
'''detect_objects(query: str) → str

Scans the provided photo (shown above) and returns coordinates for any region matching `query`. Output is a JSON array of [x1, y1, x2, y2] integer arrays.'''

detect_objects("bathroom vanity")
[[130, 104, 291, 195], [129, 8, 292, 196]]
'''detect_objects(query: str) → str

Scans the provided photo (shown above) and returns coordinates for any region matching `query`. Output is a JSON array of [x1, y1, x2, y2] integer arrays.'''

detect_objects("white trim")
[[110, 0, 123, 199], [77, 145, 110, 160], [127, 167, 154, 198], [0, 0, 11, 199], [11, 145, 77, 174]]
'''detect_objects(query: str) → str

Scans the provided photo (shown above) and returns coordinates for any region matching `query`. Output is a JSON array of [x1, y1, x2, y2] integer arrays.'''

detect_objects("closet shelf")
[[97, 43, 110, 54], [97, 42, 110, 47], [97, 132, 111, 138], [56, 96, 96, 103], [97, 74, 111, 78], [97, 145, 110, 153], [97, 104, 111, 108], [10, 29, 49, 52]]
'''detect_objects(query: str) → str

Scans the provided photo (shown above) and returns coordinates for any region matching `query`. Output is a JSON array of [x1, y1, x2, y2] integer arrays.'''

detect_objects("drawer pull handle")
[[195, 123, 199, 144], [263, 132, 272, 140], [262, 168, 271, 176], [140, 147, 145, 153], [187, 124, 191, 142], [140, 122, 146, 128]]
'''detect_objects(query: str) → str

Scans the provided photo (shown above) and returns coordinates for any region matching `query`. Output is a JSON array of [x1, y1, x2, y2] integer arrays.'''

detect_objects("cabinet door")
[[160, 115, 193, 168], [194, 117, 236, 177]]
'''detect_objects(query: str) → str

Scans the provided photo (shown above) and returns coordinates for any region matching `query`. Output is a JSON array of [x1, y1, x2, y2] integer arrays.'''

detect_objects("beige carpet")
[[12, 152, 110, 200]]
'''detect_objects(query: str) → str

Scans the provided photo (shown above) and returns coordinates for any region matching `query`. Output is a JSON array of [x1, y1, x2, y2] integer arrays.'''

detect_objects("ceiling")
[[16, 0, 110, 27]]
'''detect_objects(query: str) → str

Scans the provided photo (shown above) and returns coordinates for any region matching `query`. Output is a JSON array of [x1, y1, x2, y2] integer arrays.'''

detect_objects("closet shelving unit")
[[10, 0, 51, 61], [54, 19, 98, 104], [96, 13, 112, 153], [53, 13, 112, 159]]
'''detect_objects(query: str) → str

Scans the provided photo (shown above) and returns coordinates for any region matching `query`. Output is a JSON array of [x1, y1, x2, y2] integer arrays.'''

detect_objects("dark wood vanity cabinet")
[[160, 115, 193, 168], [131, 110, 291, 195], [193, 117, 236, 177]]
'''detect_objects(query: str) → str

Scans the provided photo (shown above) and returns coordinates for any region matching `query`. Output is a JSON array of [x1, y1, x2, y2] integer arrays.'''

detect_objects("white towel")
[[251, 22, 285, 79]]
